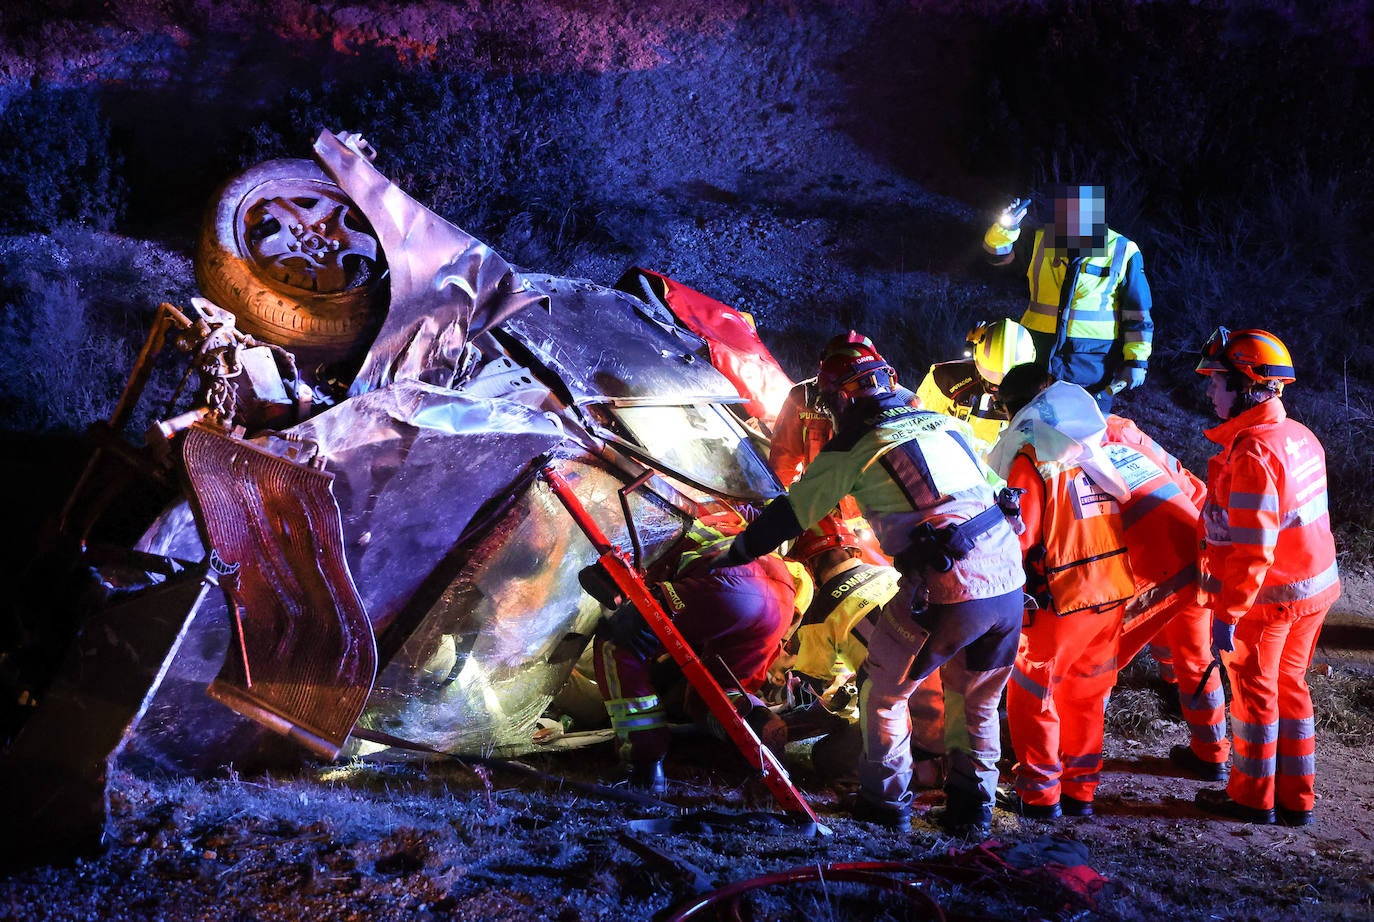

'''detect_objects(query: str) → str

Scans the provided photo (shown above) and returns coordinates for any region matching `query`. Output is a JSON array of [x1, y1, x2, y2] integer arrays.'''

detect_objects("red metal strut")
[[542, 464, 824, 827]]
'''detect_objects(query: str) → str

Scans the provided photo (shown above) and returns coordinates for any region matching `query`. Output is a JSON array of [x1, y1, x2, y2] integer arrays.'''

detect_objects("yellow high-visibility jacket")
[[984, 222, 1153, 393]]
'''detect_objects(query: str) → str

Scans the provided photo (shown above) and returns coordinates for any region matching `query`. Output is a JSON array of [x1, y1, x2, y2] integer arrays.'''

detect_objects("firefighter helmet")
[[816, 331, 896, 404], [966, 318, 1037, 386], [1195, 327, 1295, 384], [788, 515, 859, 565]]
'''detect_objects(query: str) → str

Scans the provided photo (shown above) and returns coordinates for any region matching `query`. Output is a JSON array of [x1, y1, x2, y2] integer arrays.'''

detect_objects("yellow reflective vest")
[[984, 222, 1152, 391]]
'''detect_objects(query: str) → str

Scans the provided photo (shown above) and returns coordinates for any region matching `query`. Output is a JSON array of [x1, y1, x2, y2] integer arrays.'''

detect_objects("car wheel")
[[195, 158, 387, 356]]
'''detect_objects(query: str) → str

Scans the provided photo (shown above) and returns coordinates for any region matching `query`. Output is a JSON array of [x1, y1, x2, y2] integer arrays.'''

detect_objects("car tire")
[[194, 158, 387, 356]]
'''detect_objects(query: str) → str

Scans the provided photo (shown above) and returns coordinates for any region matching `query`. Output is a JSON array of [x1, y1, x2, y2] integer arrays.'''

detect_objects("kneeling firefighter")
[[714, 332, 1026, 838], [580, 519, 811, 793]]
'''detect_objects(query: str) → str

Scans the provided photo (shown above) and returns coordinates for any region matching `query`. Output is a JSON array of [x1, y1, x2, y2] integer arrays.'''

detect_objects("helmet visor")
[[1196, 326, 1231, 375]]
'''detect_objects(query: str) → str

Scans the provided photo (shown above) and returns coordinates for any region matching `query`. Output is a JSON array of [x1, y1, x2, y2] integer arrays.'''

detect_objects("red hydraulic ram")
[[542, 464, 825, 827]]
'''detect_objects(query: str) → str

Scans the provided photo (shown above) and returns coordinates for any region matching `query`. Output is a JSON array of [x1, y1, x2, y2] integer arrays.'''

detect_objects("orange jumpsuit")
[[1200, 398, 1341, 815], [1104, 415, 1228, 765], [998, 386, 1134, 809]]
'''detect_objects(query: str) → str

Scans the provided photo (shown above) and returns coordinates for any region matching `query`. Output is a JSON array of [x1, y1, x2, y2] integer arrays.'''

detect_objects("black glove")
[[710, 536, 756, 570], [600, 600, 660, 659], [1211, 618, 1236, 654], [578, 562, 623, 609]]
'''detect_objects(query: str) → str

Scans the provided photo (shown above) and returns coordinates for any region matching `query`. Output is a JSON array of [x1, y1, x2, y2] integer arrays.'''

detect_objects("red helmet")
[[788, 515, 859, 564], [816, 331, 896, 402], [1195, 327, 1295, 384]]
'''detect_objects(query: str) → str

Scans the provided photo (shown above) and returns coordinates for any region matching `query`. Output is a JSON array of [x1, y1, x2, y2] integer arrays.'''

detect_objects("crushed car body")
[[0, 129, 797, 865]]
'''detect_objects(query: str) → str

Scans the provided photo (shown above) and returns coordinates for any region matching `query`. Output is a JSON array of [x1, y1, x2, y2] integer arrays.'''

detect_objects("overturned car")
[[0, 130, 806, 864]]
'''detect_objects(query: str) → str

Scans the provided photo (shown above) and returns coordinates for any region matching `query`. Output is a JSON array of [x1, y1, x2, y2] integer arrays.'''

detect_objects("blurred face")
[[1052, 184, 1107, 255], [1205, 372, 1238, 419]]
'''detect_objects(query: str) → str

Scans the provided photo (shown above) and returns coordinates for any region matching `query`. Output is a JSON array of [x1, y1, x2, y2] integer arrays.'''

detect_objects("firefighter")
[[769, 355, 947, 787], [769, 373, 889, 567], [983, 184, 1153, 412], [1192, 328, 1341, 826], [987, 365, 1135, 818], [580, 521, 810, 793], [915, 318, 1036, 459], [717, 332, 1026, 838], [768, 518, 913, 785], [1102, 413, 1230, 781]]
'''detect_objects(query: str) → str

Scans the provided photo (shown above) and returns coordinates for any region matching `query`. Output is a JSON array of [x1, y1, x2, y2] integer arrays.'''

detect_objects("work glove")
[[578, 562, 623, 609], [599, 601, 660, 660], [997, 197, 1030, 231], [1109, 366, 1147, 394], [1211, 618, 1236, 654]]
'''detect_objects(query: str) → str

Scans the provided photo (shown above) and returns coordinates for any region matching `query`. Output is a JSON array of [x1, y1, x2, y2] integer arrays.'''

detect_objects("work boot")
[[1195, 788, 1274, 825], [1060, 794, 1094, 817], [996, 787, 1061, 819], [851, 791, 913, 830], [927, 798, 993, 840], [627, 760, 667, 795], [1170, 744, 1229, 782], [1277, 807, 1314, 827]]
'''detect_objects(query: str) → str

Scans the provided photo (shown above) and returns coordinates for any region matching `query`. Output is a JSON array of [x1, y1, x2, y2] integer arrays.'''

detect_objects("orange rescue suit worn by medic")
[[992, 382, 1133, 810], [1103, 415, 1228, 766], [1200, 397, 1340, 816]]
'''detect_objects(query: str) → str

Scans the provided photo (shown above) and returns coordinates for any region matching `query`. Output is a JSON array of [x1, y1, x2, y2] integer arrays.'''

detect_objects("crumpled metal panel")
[[131, 383, 668, 757], [499, 273, 738, 406], [287, 381, 579, 635], [351, 458, 687, 756], [312, 130, 549, 395], [181, 424, 376, 759]]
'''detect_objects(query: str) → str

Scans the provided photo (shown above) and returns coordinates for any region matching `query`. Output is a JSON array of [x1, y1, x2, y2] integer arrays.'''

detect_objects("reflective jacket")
[[1007, 448, 1134, 617], [1103, 415, 1205, 619], [1199, 399, 1341, 624], [769, 379, 831, 487], [787, 559, 899, 680], [741, 394, 1025, 606], [984, 222, 1152, 391], [915, 360, 1008, 460], [769, 378, 883, 564]]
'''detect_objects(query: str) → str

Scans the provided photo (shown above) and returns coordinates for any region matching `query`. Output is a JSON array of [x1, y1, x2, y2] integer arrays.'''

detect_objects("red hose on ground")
[[662, 861, 947, 922]]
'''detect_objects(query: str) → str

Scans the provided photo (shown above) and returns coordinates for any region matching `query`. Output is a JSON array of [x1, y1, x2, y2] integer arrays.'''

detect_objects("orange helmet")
[[1195, 327, 1295, 384], [816, 331, 896, 403]]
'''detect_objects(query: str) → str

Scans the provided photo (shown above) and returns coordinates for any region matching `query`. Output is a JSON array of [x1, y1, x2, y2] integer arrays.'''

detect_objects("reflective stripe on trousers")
[[1008, 603, 1124, 806], [858, 585, 1022, 812], [1223, 605, 1327, 813]]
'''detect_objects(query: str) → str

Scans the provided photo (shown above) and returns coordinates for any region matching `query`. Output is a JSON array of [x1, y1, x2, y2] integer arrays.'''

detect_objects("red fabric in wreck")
[[634, 267, 794, 428]]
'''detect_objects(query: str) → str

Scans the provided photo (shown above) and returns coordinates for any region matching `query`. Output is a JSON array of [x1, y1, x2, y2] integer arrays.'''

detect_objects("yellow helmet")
[[966, 319, 1036, 386]]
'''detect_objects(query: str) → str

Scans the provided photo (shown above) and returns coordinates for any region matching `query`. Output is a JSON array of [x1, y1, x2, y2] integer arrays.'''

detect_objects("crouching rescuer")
[[579, 519, 809, 793], [713, 333, 1026, 838]]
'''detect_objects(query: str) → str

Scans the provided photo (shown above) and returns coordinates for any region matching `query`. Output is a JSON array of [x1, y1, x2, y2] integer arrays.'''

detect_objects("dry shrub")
[[1309, 667, 1374, 748]]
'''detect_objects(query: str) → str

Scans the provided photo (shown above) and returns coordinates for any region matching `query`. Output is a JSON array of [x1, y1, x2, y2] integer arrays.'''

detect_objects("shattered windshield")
[[611, 402, 780, 502]]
